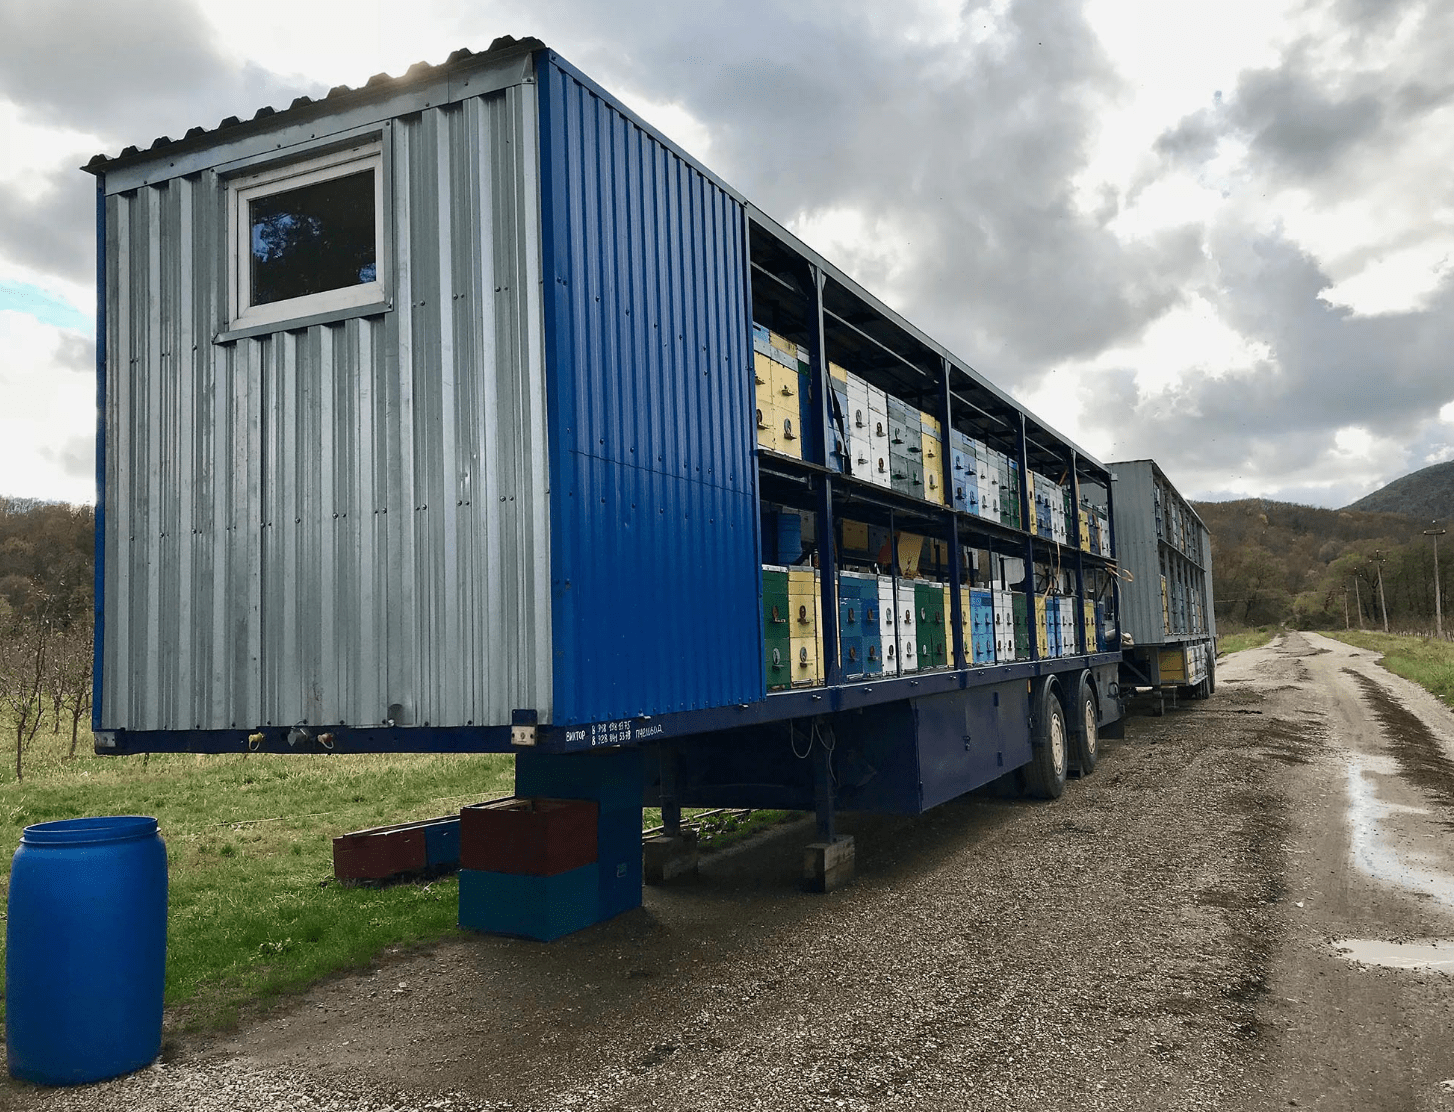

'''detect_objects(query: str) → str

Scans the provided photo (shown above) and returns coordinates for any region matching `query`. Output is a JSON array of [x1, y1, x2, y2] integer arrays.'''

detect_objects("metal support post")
[[810, 266, 841, 686], [812, 728, 836, 844], [941, 357, 965, 666], [1068, 452, 1087, 654], [659, 745, 681, 837], [1017, 414, 1039, 662]]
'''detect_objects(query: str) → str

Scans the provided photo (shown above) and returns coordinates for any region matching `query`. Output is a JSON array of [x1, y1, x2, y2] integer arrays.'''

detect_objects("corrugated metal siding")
[[1111, 461, 1165, 646], [100, 85, 552, 732], [536, 55, 761, 725]]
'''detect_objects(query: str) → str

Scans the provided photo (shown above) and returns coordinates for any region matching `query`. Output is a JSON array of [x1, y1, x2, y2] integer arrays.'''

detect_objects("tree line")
[[0, 497, 95, 779], [1195, 499, 1452, 634]]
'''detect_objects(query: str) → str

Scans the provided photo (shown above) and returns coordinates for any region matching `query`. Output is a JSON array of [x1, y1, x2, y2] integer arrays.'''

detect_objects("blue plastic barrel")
[[6, 816, 168, 1085]]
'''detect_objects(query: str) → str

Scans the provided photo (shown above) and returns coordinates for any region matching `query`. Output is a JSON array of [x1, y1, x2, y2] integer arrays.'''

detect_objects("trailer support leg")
[[804, 725, 854, 892], [644, 746, 698, 884]]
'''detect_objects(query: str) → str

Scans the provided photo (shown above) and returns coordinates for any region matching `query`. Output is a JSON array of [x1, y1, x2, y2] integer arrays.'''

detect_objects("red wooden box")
[[332, 821, 428, 881], [460, 797, 598, 876]]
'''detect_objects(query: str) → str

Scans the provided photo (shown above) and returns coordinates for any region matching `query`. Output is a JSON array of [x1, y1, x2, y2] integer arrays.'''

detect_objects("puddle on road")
[[1346, 757, 1454, 911], [1334, 938, 1454, 971], [1344, 669, 1454, 818]]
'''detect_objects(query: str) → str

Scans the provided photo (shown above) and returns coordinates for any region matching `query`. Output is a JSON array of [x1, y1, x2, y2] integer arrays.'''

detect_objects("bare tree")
[[56, 623, 95, 757], [0, 612, 51, 781]]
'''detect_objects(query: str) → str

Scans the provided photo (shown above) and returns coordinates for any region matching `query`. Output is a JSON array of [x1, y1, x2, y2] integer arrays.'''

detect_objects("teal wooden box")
[[458, 865, 599, 941]]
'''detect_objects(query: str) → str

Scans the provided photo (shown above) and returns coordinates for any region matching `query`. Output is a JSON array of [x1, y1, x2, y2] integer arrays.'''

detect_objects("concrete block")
[[803, 835, 855, 893], [643, 830, 699, 885]]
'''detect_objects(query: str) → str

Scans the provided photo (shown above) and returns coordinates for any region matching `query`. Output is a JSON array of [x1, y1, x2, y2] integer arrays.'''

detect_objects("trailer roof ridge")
[[82, 35, 546, 175]]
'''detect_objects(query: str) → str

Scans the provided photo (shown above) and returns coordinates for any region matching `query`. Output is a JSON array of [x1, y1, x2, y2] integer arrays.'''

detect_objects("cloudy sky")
[[2, 0, 1451, 508]]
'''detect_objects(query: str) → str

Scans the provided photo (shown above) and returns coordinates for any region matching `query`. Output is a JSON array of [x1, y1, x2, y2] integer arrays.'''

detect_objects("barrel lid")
[[21, 816, 159, 846]]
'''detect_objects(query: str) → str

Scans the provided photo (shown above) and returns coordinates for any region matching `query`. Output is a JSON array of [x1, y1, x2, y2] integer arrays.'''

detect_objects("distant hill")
[[1188, 497, 1435, 629], [1342, 459, 1454, 524]]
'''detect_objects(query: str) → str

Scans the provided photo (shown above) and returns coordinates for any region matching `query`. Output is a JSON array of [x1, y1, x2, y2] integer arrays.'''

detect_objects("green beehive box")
[[762, 567, 792, 691]]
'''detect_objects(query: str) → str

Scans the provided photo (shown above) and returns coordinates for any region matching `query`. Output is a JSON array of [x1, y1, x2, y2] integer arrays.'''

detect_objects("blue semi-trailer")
[[84, 35, 1213, 914]]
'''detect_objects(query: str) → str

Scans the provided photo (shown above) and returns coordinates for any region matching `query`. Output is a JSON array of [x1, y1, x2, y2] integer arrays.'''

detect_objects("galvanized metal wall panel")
[[1112, 459, 1217, 648], [537, 55, 761, 725], [1110, 461, 1165, 647], [100, 85, 552, 732]]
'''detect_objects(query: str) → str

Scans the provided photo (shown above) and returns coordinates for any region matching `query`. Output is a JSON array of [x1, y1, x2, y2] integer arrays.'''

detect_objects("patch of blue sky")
[[0, 281, 91, 333]]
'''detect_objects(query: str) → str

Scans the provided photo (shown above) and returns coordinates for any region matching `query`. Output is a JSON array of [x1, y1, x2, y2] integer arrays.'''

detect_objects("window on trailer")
[[227, 140, 386, 330]]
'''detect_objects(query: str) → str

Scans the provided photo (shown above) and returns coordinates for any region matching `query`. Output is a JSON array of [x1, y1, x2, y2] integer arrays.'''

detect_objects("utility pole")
[[1353, 575, 1365, 630], [1374, 551, 1389, 633], [1424, 522, 1446, 639]]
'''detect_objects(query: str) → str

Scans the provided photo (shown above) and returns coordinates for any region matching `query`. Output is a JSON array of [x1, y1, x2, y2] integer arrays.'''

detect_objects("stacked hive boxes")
[[921, 416, 945, 505], [887, 397, 924, 499], [1029, 473, 1069, 545], [827, 362, 848, 473], [763, 564, 826, 689], [838, 571, 883, 678], [752, 325, 810, 458], [950, 433, 978, 514], [457, 798, 600, 942], [788, 566, 823, 686], [1081, 502, 1110, 555], [879, 575, 903, 673], [993, 589, 1015, 662], [1083, 598, 1097, 655], [913, 581, 950, 668], [1012, 594, 1030, 658], [761, 565, 793, 691], [968, 588, 993, 663], [842, 369, 892, 487]]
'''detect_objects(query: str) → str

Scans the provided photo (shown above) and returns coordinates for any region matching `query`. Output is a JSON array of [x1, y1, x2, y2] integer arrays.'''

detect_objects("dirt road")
[[7, 631, 1454, 1111]]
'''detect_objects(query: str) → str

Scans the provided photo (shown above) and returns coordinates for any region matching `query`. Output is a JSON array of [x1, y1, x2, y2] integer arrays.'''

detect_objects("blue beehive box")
[[422, 816, 461, 868], [458, 865, 599, 941]]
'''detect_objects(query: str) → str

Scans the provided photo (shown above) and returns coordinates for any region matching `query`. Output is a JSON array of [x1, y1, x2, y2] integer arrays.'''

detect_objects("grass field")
[[0, 721, 797, 1032], [0, 724, 517, 1030], [1217, 627, 1279, 655], [1322, 630, 1454, 706]]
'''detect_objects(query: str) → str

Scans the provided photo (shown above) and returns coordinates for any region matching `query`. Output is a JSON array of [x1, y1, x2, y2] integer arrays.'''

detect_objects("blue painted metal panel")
[[537, 54, 760, 725]]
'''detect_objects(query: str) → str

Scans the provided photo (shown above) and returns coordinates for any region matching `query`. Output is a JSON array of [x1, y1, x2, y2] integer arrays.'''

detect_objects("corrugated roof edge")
[[81, 35, 546, 175]]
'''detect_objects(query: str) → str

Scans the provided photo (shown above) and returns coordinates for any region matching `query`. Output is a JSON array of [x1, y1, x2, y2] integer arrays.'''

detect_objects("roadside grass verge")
[[0, 721, 513, 1031], [1, 722, 802, 1033], [1322, 630, 1454, 707], [1218, 627, 1279, 655]]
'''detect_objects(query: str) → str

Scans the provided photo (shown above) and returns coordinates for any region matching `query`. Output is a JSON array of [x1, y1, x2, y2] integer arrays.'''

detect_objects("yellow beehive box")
[[753, 350, 774, 386], [1159, 647, 1187, 682]]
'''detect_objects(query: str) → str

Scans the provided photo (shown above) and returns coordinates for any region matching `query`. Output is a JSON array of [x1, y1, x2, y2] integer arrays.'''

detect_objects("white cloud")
[[0, 100, 99, 196], [1319, 238, 1454, 317], [0, 310, 94, 504]]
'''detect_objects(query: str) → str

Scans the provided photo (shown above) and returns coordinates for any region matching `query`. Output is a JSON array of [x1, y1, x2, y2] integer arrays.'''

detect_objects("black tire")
[[1025, 681, 1068, 800], [1070, 675, 1098, 776], [1206, 653, 1216, 696]]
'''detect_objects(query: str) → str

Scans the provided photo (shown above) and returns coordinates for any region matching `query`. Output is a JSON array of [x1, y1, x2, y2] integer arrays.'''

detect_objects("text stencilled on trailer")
[[564, 719, 666, 747]]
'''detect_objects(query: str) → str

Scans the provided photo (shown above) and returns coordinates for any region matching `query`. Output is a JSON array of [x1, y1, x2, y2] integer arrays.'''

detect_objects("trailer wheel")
[[1025, 682, 1067, 800], [1070, 676, 1098, 776], [1205, 654, 1216, 696]]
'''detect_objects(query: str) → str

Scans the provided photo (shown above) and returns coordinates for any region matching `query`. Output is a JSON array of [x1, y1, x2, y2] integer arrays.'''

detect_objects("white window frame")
[[227, 140, 387, 331]]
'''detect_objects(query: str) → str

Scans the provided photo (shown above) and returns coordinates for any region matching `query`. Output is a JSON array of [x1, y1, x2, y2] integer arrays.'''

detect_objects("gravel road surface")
[[6, 631, 1454, 1111]]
